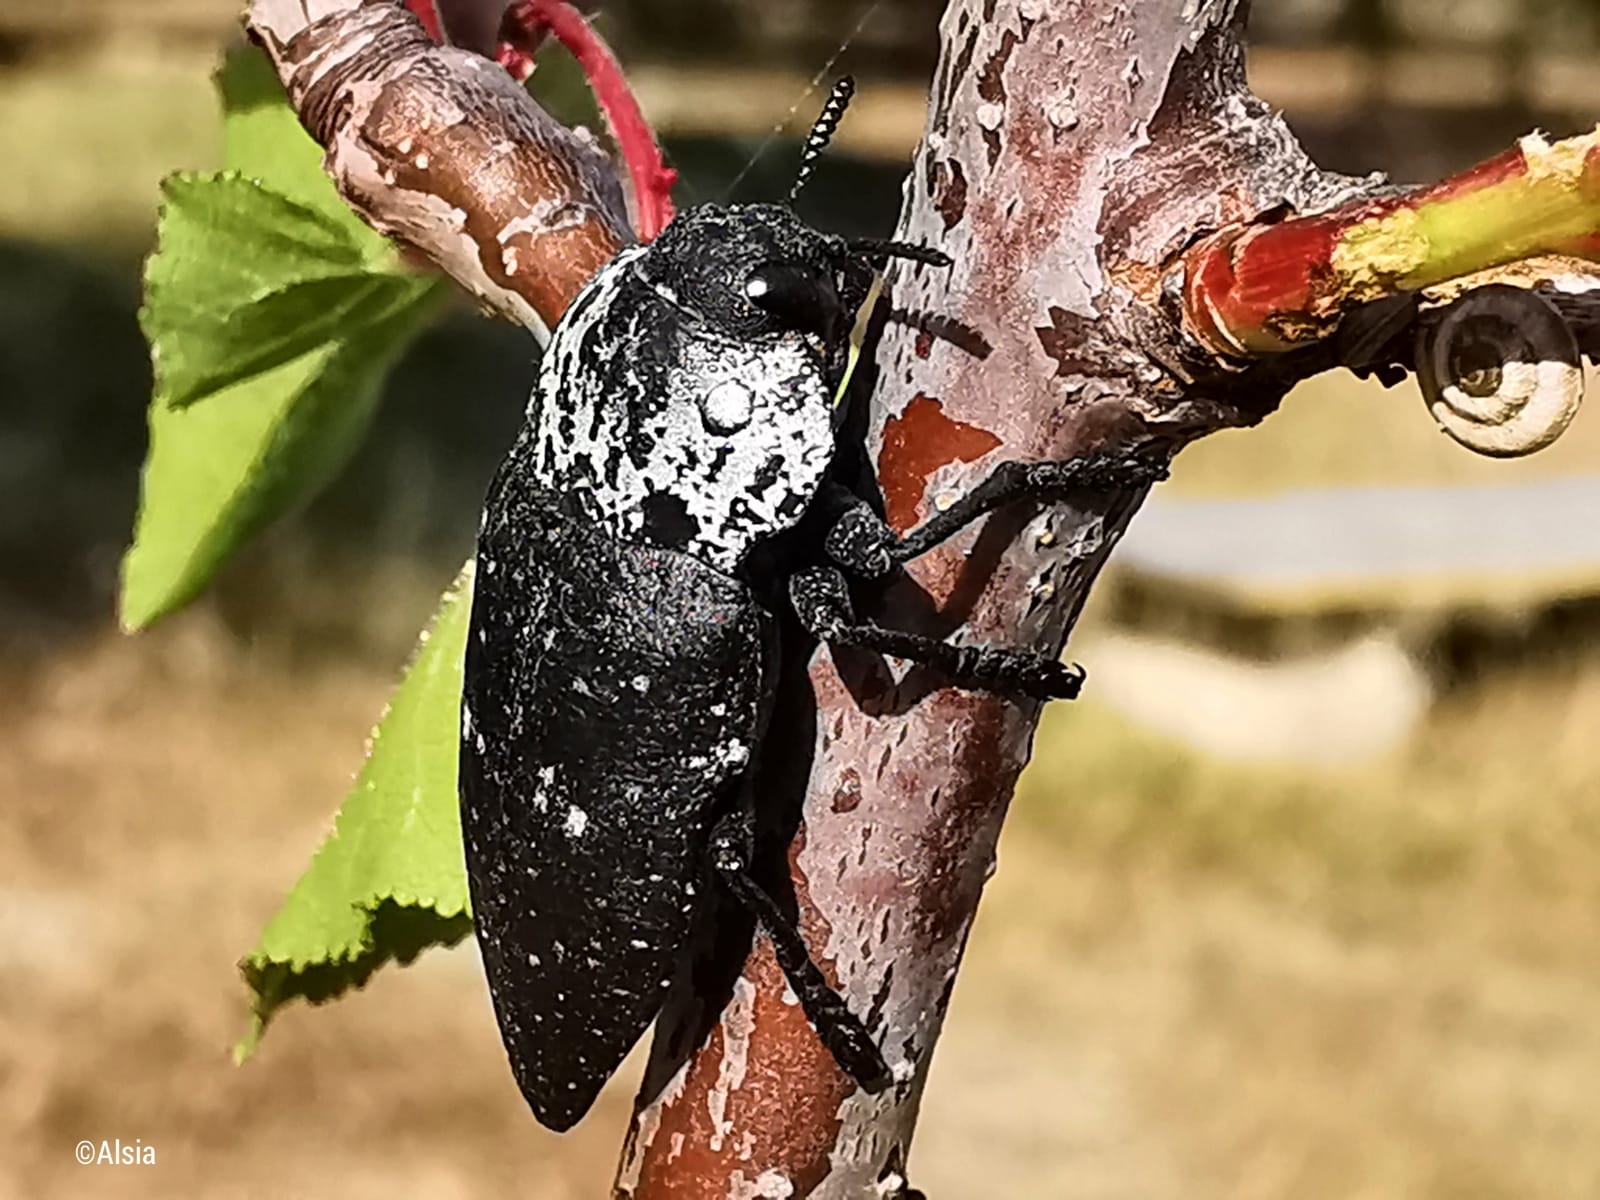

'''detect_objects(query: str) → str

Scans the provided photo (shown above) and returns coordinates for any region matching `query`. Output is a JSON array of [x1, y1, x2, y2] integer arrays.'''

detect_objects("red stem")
[[1182, 132, 1600, 356], [403, 0, 448, 44], [499, 1, 677, 240]]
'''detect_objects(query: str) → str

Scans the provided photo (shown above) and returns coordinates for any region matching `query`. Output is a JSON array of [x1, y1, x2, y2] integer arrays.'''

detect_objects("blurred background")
[[5, 1, 1600, 1196]]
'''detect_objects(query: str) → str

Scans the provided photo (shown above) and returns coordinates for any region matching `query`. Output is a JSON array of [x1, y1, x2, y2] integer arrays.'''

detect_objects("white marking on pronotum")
[[528, 241, 836, 573], [706, 975, 757, 1152], [701, 379, 756, 434]]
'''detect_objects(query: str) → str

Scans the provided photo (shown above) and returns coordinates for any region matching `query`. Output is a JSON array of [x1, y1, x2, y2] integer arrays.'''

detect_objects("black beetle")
[[460, 80, 1167, 1131]]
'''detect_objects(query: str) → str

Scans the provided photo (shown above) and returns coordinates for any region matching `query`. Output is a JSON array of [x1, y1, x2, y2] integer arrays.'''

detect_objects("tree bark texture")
[[242, 1, 1598, 1196], [614, 3, 1380, 1196], [249, 0, 630, 335]]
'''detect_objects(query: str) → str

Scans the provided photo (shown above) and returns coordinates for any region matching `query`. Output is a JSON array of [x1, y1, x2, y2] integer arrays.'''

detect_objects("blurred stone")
[[1080, 632, 1431, 764]]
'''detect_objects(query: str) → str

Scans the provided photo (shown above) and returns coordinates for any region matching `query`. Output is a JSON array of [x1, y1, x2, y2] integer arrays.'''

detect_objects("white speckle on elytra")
[[630, 674, 651, 693], [630, 939, 649, 950], [976, 102, 1004, 131], [414, 152, 431, 170], [564, 806, 589, 837], [527, 952, 541, 967]]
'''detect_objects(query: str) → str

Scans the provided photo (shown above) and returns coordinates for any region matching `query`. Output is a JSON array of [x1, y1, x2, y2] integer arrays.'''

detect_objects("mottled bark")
[[242, 1, 1598, 1195], [615, 3, 1379, 1195], [247, 0, 630, 335]]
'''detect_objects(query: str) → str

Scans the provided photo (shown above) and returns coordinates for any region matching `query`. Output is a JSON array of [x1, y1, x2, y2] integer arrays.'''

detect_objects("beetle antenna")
[[848, 238, 952, 268], [789, 76, 856, 205]]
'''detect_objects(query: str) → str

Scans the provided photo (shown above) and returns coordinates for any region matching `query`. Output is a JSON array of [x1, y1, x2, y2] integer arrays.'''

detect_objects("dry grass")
[[922, 656, 1600, 1199], [6, 40, 1600, 1200], [2, 620, 1598, 1198], [1170, 368, 1600, 499]]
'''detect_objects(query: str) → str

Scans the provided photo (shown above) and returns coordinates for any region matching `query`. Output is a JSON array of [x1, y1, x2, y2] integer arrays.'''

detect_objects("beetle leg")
[[706, 809, 893, 1093], [823, 501, 899, 580], [790, 566, 1086, 700], [890, 446, 1170, 564]]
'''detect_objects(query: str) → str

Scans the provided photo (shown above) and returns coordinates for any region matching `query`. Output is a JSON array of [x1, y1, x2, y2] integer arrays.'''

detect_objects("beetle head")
[[637, 203, 871, 361]]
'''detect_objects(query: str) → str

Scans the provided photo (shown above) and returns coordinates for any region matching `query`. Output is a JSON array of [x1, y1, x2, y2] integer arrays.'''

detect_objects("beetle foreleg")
[[890, 446, 1171, 564], [706, 810, 893, 1092], [789, 566, 1086, 700]]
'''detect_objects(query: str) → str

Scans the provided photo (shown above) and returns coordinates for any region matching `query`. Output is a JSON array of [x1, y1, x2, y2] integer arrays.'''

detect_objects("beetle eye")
[[742, 263, 841, 341]]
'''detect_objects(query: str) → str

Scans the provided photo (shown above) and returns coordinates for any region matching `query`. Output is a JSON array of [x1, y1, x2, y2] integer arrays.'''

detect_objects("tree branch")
[[614, 2, 1386, 1195], [1183, 126, 1600, 357], [246, 0, 631, 333], [238, 1, 1600, 1193]]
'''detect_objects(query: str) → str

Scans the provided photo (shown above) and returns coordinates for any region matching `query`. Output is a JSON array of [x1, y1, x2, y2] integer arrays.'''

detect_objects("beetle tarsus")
[[790, 567, 1086, 700], [707, 811, 893, 1093]]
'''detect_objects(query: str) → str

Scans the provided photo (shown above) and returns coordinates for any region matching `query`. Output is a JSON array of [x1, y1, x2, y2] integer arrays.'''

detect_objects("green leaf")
[[123, 174, 444, 629], [121, 43, 451, 630], [238, 564, 477, 1061], [144, 173, 407, 409]]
